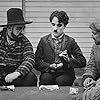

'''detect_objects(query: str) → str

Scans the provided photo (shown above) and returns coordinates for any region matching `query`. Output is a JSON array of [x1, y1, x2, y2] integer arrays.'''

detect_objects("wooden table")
[[0, 86, 84, 100]]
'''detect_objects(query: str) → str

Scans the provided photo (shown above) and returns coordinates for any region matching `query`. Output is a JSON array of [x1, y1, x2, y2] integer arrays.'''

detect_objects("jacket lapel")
[[60, 34, 68, 51], [47, 34, 55, 52]]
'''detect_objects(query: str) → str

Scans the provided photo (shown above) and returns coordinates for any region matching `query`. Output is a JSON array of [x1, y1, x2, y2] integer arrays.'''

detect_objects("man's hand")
[[83, 77, 96, 88], [56, 63, 63, 69], [49, 63, 56, 69], [49, 63, 63, 69], [59, 50, 69, 61], [5, 72, 21, 83]]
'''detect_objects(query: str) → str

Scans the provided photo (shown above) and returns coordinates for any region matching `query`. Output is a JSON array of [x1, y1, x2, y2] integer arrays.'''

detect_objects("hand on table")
[[83, 77, 96, 89], [5, 72, 21, 83]]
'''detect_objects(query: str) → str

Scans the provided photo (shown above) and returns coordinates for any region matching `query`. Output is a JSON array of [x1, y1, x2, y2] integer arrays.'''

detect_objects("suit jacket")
[[83, 44, 100, 80], [35, 34, 86, 77]]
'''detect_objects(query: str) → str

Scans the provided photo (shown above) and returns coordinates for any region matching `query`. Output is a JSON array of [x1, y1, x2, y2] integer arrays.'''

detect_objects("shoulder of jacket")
[[21, 34, 29, 42], [40, 34, 50, 41], [64, 34, 75, 41]]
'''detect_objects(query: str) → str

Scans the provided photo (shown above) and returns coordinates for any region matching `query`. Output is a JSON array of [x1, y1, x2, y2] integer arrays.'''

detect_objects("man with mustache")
[[35, 10, 86, 86]]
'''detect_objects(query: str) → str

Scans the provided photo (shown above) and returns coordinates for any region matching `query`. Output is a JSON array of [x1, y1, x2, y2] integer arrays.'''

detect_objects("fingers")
[[83, 78, 95, 88], [56, 63, 63, 69], [49, 63, 56, 69], [5, 74, 13, 83], [59, 50, 69, 62], [49, 63, 63, 69], [5, 72, 21, 83], [59, 50, 68, 57], [83, 78, 90, 87]]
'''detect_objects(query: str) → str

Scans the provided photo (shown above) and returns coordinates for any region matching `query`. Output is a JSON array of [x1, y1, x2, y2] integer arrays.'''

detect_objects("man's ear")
[[7, 26, 13, 33], [9, 26, 13, 32]]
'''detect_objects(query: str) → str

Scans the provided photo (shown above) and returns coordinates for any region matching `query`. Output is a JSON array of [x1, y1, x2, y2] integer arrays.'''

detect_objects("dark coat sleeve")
[[35, 38, 51, 73], [67, 38, 86, 68]]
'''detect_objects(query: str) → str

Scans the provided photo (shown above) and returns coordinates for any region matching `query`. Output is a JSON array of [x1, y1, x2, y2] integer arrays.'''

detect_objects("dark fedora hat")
[[0, 8, 32, 27]]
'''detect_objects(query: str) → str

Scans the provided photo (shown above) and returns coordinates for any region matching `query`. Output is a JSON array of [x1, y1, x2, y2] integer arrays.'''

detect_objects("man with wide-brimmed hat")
[[0, 8, 37, 86]]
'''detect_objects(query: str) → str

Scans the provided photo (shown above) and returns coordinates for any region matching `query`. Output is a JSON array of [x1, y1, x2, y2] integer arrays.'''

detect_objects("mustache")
[[54, 30, 57, 32]]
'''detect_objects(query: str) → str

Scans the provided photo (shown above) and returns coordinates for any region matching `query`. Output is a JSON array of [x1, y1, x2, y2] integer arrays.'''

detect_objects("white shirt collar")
[[7, 35, 15, 45], [51, 33, 64, 39]]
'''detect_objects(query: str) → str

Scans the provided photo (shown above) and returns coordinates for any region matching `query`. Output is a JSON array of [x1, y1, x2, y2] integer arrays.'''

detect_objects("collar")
[[51, 33, 64, 40], [6, 35, 15, 45]]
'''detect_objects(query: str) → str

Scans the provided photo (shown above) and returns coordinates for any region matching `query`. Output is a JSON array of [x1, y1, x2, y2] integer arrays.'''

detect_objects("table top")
[[0, 86, 84, 100]]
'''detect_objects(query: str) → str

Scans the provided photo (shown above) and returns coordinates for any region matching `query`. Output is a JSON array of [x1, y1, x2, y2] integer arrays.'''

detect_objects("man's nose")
[[91, 34, 94, 39], [91, 34, 95, 40], [19, 28, 24, 34], [54, 25, 58, 30]]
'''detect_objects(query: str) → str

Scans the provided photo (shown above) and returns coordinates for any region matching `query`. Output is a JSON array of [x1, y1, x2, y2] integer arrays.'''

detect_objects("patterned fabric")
[[0, 28, 35, 78], [52, 36, 63, 64], [82, 81, 100, 100], [83, 44, 100, 80]]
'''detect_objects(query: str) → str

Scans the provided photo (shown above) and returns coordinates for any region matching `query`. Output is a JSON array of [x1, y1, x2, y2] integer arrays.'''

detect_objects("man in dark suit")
[[35, 10, 86, 86]]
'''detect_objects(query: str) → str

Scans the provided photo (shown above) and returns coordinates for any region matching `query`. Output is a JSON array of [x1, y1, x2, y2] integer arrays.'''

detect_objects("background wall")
[[0, 0, 22, 27]]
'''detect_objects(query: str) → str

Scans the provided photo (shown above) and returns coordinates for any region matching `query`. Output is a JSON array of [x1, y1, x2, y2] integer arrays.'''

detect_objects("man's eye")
[[16, 26, 24, 30], [57, 24, 62, 27], [16, 27, 21, 30], [92, 32, 97, 35], [52, 23, 55, 26]]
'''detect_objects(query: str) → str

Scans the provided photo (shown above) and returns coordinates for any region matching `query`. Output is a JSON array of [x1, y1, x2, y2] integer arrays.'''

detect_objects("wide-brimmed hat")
[[0, 8, 32, 27], [89, 19, 100, 32]]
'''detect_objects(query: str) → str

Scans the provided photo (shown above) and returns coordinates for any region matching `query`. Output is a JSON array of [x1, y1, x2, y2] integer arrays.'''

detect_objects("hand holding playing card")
[[56, 63, 63, 69], [50, 63, 63, 69], [59, 50, 69, 62]]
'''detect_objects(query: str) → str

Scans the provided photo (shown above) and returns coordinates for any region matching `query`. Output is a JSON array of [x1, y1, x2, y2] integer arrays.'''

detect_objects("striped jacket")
[[0, 28, 35, 77]]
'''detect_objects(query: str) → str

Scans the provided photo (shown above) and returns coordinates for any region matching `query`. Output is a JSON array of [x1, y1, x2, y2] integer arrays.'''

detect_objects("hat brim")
[[0, 21, 32, 27]]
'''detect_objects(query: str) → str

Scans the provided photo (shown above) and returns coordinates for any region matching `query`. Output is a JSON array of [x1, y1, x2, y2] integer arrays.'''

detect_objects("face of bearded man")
[[7, 25, 25, 41]]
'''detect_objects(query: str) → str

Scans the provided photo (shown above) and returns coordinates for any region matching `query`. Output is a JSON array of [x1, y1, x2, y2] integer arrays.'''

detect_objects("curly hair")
[[49, 10, 69, 27]]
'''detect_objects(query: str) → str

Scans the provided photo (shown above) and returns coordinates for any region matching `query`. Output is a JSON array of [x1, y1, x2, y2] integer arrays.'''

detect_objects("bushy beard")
[[8, 32, 22, 41], [95, 41, 100, 45], [93, 38, 100, 45]]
